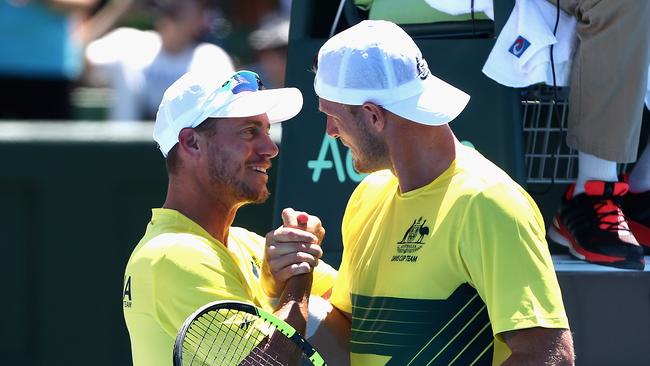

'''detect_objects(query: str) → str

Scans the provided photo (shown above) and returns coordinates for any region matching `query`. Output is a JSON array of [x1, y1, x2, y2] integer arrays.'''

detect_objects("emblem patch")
[[508, 35, 531, 58], [392, 217, 430, 262]]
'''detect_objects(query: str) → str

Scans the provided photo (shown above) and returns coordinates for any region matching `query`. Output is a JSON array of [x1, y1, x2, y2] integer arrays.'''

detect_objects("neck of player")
[[163, 177, 240, 246], [387, 122, 458, 194]]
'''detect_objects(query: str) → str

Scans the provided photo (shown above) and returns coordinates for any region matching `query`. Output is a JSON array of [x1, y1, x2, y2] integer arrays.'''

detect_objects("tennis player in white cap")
[[122, 70, 338, 366], [312, 20, 574, 366]]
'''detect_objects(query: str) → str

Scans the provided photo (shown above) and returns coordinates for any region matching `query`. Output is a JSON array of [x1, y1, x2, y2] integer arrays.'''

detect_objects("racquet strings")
[[181, 307, 311, 366]]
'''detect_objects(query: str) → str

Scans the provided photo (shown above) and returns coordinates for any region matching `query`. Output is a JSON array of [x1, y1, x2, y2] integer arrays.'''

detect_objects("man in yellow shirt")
[[122, 70, 337, 365], [311, 20, 574, 365]]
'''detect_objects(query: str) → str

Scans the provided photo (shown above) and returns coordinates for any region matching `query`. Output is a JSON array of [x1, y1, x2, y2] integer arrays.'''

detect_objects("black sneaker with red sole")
[[548, 181, 645, 270], [621, 190, 650, 254]]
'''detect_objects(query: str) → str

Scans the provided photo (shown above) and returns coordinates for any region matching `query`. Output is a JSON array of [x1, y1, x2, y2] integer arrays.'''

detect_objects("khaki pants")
[[549, 0, 650, 162]]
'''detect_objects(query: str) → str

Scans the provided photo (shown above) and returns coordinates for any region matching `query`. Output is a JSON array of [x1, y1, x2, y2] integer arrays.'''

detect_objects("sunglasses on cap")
[[221, 70, 265, 95]]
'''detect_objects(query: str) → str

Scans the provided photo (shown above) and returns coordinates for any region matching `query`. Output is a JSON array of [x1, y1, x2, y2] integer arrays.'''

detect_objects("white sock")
[[574, 152, 618, 197], [628, 145, 650, 193]]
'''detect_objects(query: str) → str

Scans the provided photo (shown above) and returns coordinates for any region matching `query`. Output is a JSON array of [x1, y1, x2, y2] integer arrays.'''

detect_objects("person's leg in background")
[[547, 0, 650, 269], [628, 137, 650, 193]]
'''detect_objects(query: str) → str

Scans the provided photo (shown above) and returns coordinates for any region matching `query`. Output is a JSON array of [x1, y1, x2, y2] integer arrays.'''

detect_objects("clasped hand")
[[262, 208, 325, 298]]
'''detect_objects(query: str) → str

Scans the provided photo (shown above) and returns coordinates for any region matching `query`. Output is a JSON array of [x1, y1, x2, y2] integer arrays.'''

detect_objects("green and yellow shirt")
[[331, 145, 569, 365], [123, 208, 336, 366]]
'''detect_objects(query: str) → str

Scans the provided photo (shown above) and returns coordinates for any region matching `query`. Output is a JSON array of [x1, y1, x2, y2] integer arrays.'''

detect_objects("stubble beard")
[[208, 150, 270, 205], [352, 122, 390, 174]]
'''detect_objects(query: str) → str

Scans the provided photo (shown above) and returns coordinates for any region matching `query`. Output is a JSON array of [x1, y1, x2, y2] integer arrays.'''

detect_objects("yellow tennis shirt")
[[123, 208, 336, 366], [330, 144, 569, 366]]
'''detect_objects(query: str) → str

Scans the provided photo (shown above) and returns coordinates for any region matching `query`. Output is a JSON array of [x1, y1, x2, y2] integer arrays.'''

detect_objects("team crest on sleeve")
[[391, 217, 430, 262], [508, 35, 531, 58], [250, 256, 261, 279], [251, 260, 260, 279]]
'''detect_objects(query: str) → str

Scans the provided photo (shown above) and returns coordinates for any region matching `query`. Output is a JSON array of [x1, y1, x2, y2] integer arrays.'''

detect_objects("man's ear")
[[178, 128, 201, 157], [362, 102, 387, 132]]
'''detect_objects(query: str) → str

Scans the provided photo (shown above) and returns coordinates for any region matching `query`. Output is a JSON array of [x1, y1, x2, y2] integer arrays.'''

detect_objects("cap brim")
[[382, 75, 470, 126], [208, 87, 303, 123]]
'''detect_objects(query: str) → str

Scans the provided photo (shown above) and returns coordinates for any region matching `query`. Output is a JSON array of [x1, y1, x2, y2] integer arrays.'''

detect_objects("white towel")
[[482, 0, 577, 88], [424, 0, 494, 20]]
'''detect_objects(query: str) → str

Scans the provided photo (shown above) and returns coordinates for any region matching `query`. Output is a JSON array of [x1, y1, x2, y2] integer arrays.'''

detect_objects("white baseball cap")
[[314, 20, 470, 126], [153, 70, 303, 156]]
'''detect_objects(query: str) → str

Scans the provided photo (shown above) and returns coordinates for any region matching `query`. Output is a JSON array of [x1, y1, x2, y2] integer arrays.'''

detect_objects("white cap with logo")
[[153, 70, 303, 156], [314, 20, 470, 126]]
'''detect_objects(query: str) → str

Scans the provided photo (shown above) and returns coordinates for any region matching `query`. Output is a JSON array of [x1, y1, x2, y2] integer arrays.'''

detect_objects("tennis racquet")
[[173, 300, 327, 366]]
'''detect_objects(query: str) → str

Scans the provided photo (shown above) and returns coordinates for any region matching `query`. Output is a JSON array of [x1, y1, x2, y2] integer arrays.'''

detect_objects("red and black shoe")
[[548, 181, 645, 270], [621, 190, 650, 254], [617, 174, 650, 254]]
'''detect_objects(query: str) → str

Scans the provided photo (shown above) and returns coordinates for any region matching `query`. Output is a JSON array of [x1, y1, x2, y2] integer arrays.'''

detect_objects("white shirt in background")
[[86, 28, 234, 121]]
